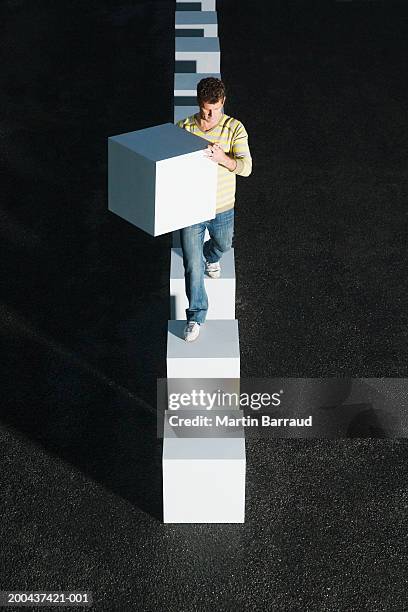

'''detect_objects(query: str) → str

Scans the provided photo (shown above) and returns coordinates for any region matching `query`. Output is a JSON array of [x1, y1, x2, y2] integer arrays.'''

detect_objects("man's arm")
[[229, 121, 252, 177], [208, 122, 252, 176], [209, 122, 252, 175], [220, 154, 238, 172]]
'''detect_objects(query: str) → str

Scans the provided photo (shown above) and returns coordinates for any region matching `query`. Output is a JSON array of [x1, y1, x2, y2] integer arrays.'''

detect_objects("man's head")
[[197, 77, 226, 126]]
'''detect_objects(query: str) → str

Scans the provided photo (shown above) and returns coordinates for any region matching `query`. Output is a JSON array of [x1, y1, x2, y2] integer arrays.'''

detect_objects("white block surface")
[[167, 319, 240, 378], [175, 38, 220, 72], [108, 123, 216, 236], [175, 11, 218, 37], [174, 72, 221, 96], [176, 0, 216, 10], [163, 416, 245, 523], [170, 247, 235, 319]]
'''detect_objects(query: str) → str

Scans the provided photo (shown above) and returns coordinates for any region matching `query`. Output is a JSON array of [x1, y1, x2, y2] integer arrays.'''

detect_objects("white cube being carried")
[[108, 122, 217, 237]]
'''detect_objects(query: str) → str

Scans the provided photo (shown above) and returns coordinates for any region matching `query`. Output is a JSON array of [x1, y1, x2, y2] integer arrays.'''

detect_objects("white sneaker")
[[205, 260, 221, 279], [184, 321, 200, 342]]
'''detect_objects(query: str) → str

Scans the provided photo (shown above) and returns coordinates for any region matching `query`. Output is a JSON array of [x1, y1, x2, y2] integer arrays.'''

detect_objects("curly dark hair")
[[197, 77, 226, 104]]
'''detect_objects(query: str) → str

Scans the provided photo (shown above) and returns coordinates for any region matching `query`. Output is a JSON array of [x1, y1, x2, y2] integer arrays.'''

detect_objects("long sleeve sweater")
[[176, 113, 252, 213]]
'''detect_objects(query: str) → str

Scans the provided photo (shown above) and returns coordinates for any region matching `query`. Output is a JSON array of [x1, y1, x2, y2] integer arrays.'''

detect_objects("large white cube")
[[176, 0, 216, 10], [108, 123, 217, 236], [170, 247, 235, 319], [163, 415, 246, 523], [175, 38, 220, 73], [175, 11, 218, 37], [167, 319, 240, 378]]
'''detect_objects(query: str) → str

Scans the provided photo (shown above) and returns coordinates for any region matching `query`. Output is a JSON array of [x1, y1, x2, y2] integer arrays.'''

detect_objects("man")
[[176, 77, 252, 342]]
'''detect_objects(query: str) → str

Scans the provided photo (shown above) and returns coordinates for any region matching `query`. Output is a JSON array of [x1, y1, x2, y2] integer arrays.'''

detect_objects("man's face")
[[198, 97, 225, 126]]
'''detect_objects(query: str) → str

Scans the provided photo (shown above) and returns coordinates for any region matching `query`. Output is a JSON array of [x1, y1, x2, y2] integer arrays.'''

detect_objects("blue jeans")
[[180, 208, 235, 324]]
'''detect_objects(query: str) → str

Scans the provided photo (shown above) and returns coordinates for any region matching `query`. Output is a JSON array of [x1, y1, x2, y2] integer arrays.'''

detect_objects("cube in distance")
[[108, 123, 217, 236]]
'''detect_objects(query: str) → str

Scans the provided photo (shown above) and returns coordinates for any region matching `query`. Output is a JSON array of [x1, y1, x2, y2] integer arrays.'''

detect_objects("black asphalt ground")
[[1, 1, 408, 610]]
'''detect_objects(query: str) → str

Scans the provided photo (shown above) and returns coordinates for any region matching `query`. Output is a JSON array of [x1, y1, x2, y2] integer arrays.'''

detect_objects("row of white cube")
[[107, 1, 245, 520], [165, 1, 245, 523]]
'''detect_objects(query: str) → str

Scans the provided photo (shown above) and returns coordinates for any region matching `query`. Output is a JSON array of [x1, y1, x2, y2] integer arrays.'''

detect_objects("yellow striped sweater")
[[176, 113, 252, 213]]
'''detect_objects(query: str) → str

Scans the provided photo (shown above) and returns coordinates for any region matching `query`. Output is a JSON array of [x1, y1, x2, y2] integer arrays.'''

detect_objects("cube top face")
[[174, 72, 221, 91], [175, 37, 220, 53], [109, 122, 206, 163], [175, 11, 218, 25], [167, 320, 240, 359]]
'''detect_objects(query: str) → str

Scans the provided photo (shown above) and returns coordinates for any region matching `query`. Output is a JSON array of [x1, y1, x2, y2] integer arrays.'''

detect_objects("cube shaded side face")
[[108, 139, 156, 236], [154, 150, 217, 236], [162, 456, 245, 523]]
